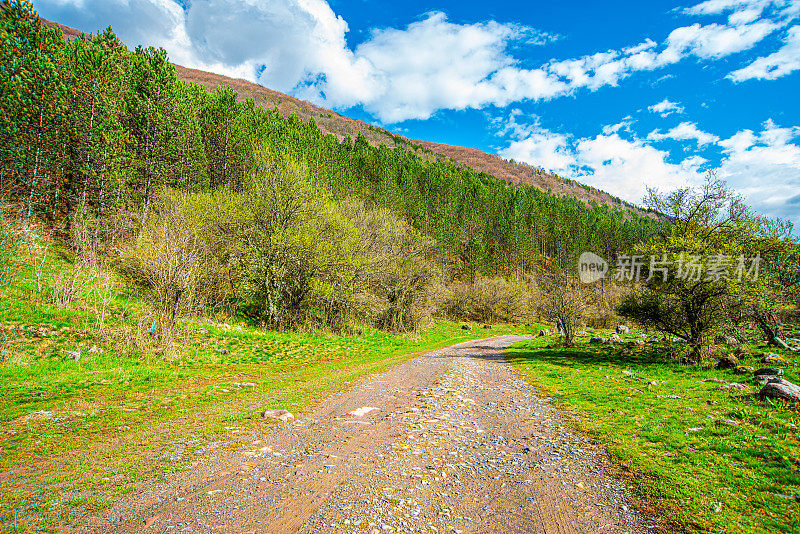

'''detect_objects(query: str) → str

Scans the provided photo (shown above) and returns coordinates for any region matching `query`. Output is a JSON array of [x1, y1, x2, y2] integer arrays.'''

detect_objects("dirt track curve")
[[80, 335, 658, 534]]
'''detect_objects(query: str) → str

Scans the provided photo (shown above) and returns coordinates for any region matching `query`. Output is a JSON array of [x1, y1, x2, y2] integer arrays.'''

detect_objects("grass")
[[0, 240, 530, 533], [507, 333, 800, 534]]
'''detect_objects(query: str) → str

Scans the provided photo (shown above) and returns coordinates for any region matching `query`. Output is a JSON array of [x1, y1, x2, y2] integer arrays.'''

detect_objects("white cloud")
[[35, 0, 800, 122], [647, 122, 720, 146], [728, 24, 800, 80], [500, 116, 800, 227], [648, 99, 685, 117]]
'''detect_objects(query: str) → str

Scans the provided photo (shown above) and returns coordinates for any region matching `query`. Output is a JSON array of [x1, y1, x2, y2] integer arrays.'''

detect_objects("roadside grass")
[[507, 334, 800, 534], [0, 242, 529, 533]]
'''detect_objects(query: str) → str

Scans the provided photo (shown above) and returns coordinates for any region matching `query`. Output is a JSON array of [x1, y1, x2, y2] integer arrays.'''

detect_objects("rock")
[[710, 502, 723, 513], [262, 409, 294, 422], [461, 324, 473, 331], [637, 333, 647, 339], [349, 406, 379, 417], [715, 355, 739, 370], [715, 335, 739, 345], [144, 515, 160, 527], [774, 338, 790, 350], [194, 328, 209, 334], [754, 375, 779, 386], [482, 324, 492, 329], [633, 339, 645, 347], [715, 418, 739, 427], [615, 325, 630, 335], [87, 344, 103, 355], [589, 337, 603, 344], [67, 350, 81, 361], [218, 348, 229, 355], [754, 367, 784, 376], [762, 353, 787, 364], [704, 378, 726, 383], [760, 379, 800, 403], [538, 329, 551, 337], [609, 333, 621, 342], [621, 370, 633, 376], [734, 366, 755, 375]]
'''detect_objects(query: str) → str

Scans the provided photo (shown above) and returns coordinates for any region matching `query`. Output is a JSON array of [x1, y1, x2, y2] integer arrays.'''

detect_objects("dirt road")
[[81, 336, 657, 534]]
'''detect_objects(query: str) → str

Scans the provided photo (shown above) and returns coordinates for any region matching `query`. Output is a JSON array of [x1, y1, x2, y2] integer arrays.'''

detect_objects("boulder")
[[610, 333, 621, 342], [538, 329, 551, 337], [734, 366, 755, 375], [461, 324, 473, 331], [615, 325, 630, 335], [218, 348, 229, 355], [262, 409, 294, 422], [715, 355, 739, 370], [713, 383, 749, 391], [761, 353, 787, 365], [755, 367, 784, 376], [759, 379, 800, 403]]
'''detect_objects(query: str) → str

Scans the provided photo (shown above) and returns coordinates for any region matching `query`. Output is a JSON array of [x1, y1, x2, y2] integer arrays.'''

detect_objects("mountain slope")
[[44, 17, 638, 212]]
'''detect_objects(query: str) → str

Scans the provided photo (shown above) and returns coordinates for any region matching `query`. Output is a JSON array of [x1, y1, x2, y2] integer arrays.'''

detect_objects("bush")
[[437, 276, 531, 323]]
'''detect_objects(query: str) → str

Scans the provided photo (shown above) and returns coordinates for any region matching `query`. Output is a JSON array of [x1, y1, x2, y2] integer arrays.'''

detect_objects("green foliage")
[[616, 177, 796, 362], [0, 3, 661, 286]]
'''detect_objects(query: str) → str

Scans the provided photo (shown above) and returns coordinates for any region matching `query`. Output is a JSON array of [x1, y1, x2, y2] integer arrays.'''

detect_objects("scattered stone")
[[66, 350, 81, 361], [609, 333, 621, 342], [633, 339, 646, 347], [734, 366, 755, 375], [715, 418, 739, 427], [262, 409, 294, 422], [713, 383, 749, 392], [17, 410, 55, 424], [715, 354, 739, 370], [349, 406, 379, 417], [759, 379, 800, 403], [219, 348, 229, 355], [461, 324, 473, 331], [615, 325, 630, 335]]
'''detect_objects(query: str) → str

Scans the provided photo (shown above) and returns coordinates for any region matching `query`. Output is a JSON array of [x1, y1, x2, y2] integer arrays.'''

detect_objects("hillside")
[[43, 17, 638, 212]]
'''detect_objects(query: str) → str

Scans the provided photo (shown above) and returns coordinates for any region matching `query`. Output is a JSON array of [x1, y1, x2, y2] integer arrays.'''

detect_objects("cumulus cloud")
[[647, 122, 720, 146], [35, 0, 799, 122], [498, 115, 800, 227], [728, 24, 800, 80], [648, 99, 685, 117]]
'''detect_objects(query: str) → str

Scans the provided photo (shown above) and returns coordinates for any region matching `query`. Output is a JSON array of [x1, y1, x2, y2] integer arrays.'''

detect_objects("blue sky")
[[36, 0, 800, 227]]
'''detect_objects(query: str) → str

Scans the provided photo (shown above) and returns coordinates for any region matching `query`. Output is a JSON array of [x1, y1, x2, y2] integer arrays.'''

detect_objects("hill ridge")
[[43, 17, 640, 213]]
